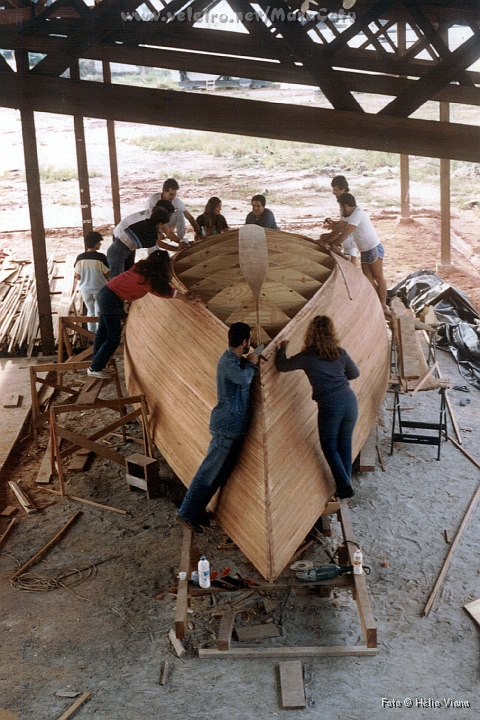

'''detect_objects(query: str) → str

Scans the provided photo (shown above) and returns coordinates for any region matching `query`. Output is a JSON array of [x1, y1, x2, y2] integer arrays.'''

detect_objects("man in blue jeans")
[[176, 322, 259, 534]]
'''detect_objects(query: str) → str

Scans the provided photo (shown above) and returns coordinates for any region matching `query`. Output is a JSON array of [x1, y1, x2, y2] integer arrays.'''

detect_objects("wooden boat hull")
[[125, 229, 388, 581]]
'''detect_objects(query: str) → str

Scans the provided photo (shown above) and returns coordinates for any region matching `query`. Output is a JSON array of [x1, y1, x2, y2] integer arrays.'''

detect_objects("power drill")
[[290, 560, 353, 582]]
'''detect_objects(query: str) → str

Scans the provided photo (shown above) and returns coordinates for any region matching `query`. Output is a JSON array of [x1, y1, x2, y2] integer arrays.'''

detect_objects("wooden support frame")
[[49, 390, 152, 497], [193, 499, 377, 658], [57, 315, 97, 364]]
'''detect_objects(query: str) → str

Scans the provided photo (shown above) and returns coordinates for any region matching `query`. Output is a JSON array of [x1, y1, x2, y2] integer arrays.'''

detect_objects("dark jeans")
[[90, 286, 125, 371], [107, 238, 135, 279], [179, 434, 244, 522], [317, 390, 358, 493]]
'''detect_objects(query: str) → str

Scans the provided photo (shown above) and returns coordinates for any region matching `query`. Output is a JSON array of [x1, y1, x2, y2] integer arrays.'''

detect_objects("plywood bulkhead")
[[125, 229, 388, 581]]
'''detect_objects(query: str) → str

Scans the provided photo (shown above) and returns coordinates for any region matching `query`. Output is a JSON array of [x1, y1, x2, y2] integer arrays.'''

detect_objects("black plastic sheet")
[[388, 270, 480, 390]]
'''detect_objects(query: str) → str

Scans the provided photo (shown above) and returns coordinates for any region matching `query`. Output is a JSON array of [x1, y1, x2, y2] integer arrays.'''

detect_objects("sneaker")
[[175, 513, 203, 534], [87, 368, 110, 379], [195, 511, 212, 528], [336, 486, 355, 500]]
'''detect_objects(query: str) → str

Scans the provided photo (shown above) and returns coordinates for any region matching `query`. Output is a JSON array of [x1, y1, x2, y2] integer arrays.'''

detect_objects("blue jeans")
[[90, 286, 125, 371], [317, 390, 358, 493], [107, 238, 135, 279], [179, 434, 244, 522]]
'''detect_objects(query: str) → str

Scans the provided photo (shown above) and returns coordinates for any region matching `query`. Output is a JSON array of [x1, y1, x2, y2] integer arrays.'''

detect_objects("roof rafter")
[[380, 27, 480, 116]]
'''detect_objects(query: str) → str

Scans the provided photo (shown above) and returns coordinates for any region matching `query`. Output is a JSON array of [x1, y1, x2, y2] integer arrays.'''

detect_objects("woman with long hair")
[[195, 197, 229, 241], [88, 250, 196, 378], [276, 315, 359, 499]]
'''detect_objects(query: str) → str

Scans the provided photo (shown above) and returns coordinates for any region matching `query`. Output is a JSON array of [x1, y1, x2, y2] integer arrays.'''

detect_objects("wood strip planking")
[[125, 230, 389, 581], [279, 661, 306, 709]]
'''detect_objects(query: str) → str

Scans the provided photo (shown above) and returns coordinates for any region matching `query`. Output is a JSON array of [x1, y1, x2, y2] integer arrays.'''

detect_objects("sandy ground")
[[1, 97, 480, 719]]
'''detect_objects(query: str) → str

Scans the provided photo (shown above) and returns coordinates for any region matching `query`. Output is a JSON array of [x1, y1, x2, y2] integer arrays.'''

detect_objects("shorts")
[[341, 237, 358, 257], [361, 243, 384, 264]]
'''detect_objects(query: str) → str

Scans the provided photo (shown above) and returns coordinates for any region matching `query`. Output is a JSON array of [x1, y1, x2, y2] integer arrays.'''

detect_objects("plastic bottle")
[[198, 555, 211, 589], [191, 570, 199, 585], [353, 547, 363, 575]]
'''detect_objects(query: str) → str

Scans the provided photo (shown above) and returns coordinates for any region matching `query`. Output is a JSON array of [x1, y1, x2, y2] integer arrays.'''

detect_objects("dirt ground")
[[1, 97, 480, 719]]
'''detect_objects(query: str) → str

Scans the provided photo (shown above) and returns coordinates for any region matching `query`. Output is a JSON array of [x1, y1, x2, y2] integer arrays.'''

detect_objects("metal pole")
[[102, 61, 121, 226], [70, 61, 93, 245]]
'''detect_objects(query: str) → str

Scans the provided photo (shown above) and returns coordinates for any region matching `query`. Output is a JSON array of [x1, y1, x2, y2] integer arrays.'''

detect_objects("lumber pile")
[[0, 253, 83, 356]]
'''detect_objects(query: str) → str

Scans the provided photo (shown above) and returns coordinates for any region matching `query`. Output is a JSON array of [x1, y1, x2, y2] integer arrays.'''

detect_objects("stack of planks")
[[0, 253, 83, 356]]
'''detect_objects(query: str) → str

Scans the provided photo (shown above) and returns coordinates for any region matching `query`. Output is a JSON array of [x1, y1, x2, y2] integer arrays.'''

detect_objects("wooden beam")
[[440, 101, 451, 265], [70, 61, 93, 243], [102, 61, 121, 226], [279, 661, 306, 709], [199, 646, 377, 658], [18, 102, 55, 355], [175, 527, 192, 639], [255, 0, 364, 112], [381, 30, 480, 117], [3, 73, 480, 162]]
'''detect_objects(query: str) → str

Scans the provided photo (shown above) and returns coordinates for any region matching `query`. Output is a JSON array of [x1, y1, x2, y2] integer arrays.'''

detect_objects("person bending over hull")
[[276, 315, 359, 499], [176, 322, 259, 533]]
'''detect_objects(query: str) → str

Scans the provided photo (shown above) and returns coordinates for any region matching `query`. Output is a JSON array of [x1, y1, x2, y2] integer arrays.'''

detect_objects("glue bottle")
[[353, 547, 363, 575], [198, 555, 211, 589]]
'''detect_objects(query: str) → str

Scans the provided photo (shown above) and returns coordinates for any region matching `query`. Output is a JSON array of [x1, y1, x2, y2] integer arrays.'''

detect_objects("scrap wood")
[[464, 598, 480, 627], [424, 446, 480, 615], [0, 506, 17, 516], [0, 518, 16, 547], [279, 660, 306, 709], [437, 365, 462, 445], [235, 623, 281, 641], [217, 610, 236, 651], [8, 481, 37, 513], [55, 692, 80, 699], [3, 393, 20, 408], [376, 445, 386, 471], [55, 691, 91, 720], [410, 362, 439, 397], [10, 511, 81, 581], [168, 628, 185, 657], [444, 530, 451, 544], [159, 661, 169, 686], [38, 487, 128, 515]]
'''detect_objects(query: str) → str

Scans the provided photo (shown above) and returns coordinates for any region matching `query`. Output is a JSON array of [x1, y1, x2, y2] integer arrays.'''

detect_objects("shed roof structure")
[[0, 0, 479, 350]]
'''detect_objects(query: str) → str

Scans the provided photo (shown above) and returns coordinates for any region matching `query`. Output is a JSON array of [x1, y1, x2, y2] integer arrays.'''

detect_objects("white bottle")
[[198, 555, 211, 589], [353, 547, 363, 575]]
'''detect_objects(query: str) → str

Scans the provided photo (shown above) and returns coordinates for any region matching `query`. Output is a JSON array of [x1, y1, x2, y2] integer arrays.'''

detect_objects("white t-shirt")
[[341, 236, 358, 256], [146, 194, 186, 213], [114, 210, 151, 250], [341, 207, 380, 252]]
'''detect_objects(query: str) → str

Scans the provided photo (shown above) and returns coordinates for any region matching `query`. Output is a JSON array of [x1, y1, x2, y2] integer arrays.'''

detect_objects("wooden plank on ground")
[[338, 500, 377, 648], [55, 690, 91, 720], [8, 481, 37, 513], [175, 527, 192, 640], [217, 610, 236, 651], [464, 598, 480, 627], [0, 506, 17, 517], [0, 710, 21, 720], [236, 623, 280, 641], [168, 628, 185, 657], [279, 661, 306, 709], [3, 394, 20, 408], [359, 425, 376, 472], [199, 646, 377, 659], [68, 447, 91, 471], [36, 441, 52, 484]]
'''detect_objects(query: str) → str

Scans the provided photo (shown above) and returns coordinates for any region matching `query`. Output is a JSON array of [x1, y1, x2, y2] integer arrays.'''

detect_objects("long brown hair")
[[302, 315, 341, 361], [203, 196, 222, 236], [134, 250, 171, 295]]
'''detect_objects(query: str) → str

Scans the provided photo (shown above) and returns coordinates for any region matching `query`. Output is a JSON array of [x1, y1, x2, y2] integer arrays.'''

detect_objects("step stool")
[[126, 453, 161, 499]]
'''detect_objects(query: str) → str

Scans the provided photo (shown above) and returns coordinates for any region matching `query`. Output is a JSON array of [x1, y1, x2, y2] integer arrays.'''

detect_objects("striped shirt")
[[74, 251, 109, 293]]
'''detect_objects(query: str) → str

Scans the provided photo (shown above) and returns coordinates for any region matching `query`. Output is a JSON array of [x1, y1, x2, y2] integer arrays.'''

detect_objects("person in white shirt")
[[74, 231, 109, 333], [146, 178, 201, 241], [319, 193, 387, 311], [323, 175, 357, 265], [108, 203, 184, 278]]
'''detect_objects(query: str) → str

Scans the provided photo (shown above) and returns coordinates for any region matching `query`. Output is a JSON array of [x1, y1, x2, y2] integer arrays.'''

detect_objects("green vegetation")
[[130, 131, 399, 173], [29, 166, 102, 183]]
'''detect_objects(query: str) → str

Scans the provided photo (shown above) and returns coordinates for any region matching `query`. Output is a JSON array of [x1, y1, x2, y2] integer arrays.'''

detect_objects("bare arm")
[[184, 210, 201, 235]]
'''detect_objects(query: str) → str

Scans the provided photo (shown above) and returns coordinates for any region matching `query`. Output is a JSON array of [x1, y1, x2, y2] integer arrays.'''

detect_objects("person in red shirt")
[[88, 250, 196, 378]]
